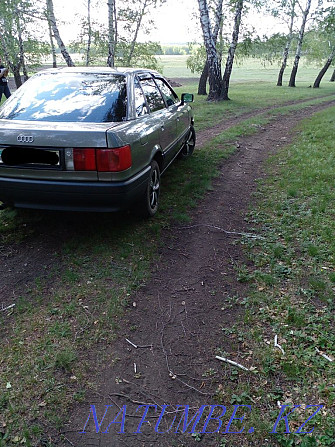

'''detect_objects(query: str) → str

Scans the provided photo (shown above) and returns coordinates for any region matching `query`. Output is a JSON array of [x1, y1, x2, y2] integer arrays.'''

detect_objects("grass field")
[[0, 57, 334, 446], [158, 54, 326, 85]]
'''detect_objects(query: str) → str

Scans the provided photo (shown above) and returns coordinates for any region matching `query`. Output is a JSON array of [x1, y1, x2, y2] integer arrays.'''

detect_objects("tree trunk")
[[277, 1, 296, 86], [12, 66, 22, 87], [16, 17, 28, 83], [330, 69, 335, 82], [197, 0, 223, 96], [198, 62, 208, 95], [313, 48, 335, 88], [198, 0, 222, 101], [47, 17, 57, 68], [107, 0, 117, 67], [221, 0, 243, 101], [46, 0, 75, 67], [126, 0, 148, 66], [288, 0, 311, 88], [86, 0, 92, 66]]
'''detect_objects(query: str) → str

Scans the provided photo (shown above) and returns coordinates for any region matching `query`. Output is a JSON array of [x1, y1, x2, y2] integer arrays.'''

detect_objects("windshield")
[[0, 72, 127, 123]]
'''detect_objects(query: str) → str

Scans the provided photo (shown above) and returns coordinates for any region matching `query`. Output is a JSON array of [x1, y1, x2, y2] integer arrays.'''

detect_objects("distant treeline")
[[158, 45, 191, 55]]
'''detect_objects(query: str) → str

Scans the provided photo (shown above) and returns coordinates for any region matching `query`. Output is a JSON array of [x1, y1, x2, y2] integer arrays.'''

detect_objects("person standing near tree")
[[0, 56, 11, 102]]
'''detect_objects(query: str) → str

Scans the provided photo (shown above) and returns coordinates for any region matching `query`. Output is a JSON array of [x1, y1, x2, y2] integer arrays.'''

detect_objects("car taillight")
[[72, 146, 132, 172], [73, 148, 96, 171], [97, 146, 132, 172]]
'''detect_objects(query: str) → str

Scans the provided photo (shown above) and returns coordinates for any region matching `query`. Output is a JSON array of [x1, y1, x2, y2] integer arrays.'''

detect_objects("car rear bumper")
[[0, 166, 151, 212]]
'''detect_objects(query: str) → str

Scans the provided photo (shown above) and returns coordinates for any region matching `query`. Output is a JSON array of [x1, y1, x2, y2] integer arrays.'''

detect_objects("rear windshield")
[[0, 72, 127, 123]]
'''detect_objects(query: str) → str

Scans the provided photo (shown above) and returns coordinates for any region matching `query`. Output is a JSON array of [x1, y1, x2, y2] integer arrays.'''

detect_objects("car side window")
[[140, 78, 165, 113], [155, 78, 178, 107], [134, 78, 149, 117]]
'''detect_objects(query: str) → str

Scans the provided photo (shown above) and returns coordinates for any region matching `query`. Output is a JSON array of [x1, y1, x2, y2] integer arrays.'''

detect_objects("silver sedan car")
[[0, 67, 195, 216]]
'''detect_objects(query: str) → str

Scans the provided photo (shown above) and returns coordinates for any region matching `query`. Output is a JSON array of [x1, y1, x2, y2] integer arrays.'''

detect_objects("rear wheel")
[[140, 160, 160, 217], [179, 126, 196, 159]]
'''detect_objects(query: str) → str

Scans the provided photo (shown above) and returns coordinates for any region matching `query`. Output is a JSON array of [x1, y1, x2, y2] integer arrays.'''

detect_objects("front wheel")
[[179, 126, 196, 159], [140, 160, 160, 217]]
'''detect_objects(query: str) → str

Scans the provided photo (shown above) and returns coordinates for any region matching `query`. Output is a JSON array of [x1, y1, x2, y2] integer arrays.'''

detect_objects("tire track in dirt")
[[196, 93, 335, 147], [64, 100, 335, 447]]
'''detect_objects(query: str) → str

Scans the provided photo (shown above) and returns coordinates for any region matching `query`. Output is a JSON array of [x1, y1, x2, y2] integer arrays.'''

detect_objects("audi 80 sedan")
[[0, 67, 195, 216]]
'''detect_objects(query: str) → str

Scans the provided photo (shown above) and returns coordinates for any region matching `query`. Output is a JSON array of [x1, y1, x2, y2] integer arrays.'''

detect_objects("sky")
[[52, 0, 286, 45], [53, 0, 199, 45]]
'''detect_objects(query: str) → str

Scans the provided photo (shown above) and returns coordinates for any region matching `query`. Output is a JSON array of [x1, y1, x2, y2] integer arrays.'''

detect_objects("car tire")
[[179, 126, 196, 159], [140, 160, 160, 217]]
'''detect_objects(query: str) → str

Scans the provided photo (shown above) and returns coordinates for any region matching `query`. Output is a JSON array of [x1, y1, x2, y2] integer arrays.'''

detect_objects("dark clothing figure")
[[0, 64, 11, 102]]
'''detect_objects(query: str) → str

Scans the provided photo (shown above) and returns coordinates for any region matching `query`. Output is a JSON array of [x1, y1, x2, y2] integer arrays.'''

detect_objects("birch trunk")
[[277, 0, 296, 86], [107, 0, 117, 67], [198, 0, 223, 96], [198, 61, 209, 95], [198, 0, 222, 101], [48, 16, 57, 68], [86, 0, 92, 66], [288, 0, 311, 87], [46, 0, 75, 67], [126, 0, 148, 66], [221, 0, 243, 101], [313, 47, 335, 88]]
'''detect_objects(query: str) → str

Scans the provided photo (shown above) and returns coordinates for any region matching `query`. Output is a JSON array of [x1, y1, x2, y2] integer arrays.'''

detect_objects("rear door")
[[139, 75, 177, 166]]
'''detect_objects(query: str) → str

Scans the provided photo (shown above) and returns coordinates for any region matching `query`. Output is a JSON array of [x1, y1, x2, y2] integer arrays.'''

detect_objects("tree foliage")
[[0, 0, 49, 87]]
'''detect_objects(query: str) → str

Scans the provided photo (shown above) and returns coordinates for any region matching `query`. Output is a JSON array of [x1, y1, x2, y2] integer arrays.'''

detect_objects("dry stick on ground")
[[178, 224, 265, 240], [274, 335, 285, 355], [125, 338, 153, 349], [0, 303, 15, 312], [216, 355, 249, 371]]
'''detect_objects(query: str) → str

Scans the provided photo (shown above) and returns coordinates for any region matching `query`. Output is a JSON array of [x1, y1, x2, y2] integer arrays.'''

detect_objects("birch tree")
[[107, 0, 117, 67], [221, 0, 243, 100], [288, 0, 312, 87], [86, 0, 92, 66], [197, 0, 223, 101], [47, 14, 57, 68], [275, 0, 298, 86], [313, 46, 335, 87], [46, 0, 75, 67], [198, 0, 224, 95], [313, 6, 335, 88]]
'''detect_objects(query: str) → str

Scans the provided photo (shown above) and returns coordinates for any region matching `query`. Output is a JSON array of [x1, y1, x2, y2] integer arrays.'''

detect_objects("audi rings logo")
[[17, 134, 34, 143]]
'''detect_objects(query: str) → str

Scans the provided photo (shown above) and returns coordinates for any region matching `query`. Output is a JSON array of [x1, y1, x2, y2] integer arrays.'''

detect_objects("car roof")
[[36, 66, 162, 77]]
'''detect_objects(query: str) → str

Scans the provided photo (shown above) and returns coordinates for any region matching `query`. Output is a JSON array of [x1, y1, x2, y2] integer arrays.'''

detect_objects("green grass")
[[174, 82, 335, 132], [0, 62, 335, 446], [232, 106, 335, 445]]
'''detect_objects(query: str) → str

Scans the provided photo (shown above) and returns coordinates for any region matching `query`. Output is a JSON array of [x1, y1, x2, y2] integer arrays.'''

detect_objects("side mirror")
[[181, 93, 194, 104]]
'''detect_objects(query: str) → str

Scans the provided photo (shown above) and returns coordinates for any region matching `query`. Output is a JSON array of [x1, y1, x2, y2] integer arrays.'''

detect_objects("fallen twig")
[[315, 347, 333, 362], [125, 338, 138, 348], [177, 224, 265, 240], [274, 335, 285, 355], [1, 303, 15, 312], [216, 355, 249, 371], [169, 371, 210, 396], [125, 338, 152, 349]]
